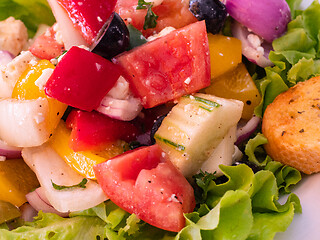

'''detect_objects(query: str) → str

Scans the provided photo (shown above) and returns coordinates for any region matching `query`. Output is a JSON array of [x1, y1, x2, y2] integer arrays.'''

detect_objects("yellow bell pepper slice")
[[49, 121, 126, 179], [208, 34, 242, 79], [0, 159, 39, 206], [204, 63, 261, 120], [12, 59, 67, 134]]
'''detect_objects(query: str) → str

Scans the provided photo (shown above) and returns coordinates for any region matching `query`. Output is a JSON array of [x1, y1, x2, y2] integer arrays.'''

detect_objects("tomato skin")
[[66, 110, 139, 152], [29, 25, 65, 60], [94, 144, 196, 232], [57, 0, 117, 44], [45, 46, 121, 111], [114, 21, 211, 108], [115, 0, 197, 37]]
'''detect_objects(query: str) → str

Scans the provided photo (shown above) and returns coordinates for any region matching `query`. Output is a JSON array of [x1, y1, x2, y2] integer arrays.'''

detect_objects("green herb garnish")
[[183, 95, 221, 109], [193, 170, 216, 204], [154, 135, 185, 151], [51, 178, 88, 190], [136, 0, 158, 30]]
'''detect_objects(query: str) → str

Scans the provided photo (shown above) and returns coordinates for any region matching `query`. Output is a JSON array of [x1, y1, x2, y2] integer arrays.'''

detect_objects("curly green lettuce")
[[0, 0, 55, 36]]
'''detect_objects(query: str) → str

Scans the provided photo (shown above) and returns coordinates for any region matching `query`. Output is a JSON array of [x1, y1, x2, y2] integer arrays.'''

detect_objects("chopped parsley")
[[51, 178, 88, 190], [193, 170, 216, 204], [136, 0, 158, 30]]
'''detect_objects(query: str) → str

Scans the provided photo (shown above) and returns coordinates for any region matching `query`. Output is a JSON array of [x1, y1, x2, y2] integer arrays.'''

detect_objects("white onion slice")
[[0, 139, 22, 159], [0, 98, 51, 147], [0, 51, 38, 98], [232, 21, 273, 68], [236, 115, 261, 145], [97, 95, 142, 121], [47, 0, 87, 49], [0, 50, 14, 67], [26, 189, 69, 217], [19, 203, 38, 222], [22, 144, 107, 213]]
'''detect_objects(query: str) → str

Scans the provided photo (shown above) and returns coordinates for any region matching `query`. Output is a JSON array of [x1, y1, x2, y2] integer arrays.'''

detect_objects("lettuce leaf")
[[0, 211, 107, 239], [175, 165, 301, 240], [0, 0, 55, 36], [245, 133, 302, 194]]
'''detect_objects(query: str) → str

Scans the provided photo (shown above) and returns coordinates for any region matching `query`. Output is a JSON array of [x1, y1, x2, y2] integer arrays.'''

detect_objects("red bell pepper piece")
[[45, 46, 121, 111]]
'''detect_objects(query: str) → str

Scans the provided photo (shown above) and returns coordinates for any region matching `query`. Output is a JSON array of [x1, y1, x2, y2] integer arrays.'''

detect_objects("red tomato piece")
[[29, 25, 65, 60], [58, 0, 117, 45], [45, 46, 121, 111], [113, 21, 211, 108], [66, 110, 139, 151], [57, 0, 117, 44], [94, 144, 196, 232], [115, 0, 197, 37]]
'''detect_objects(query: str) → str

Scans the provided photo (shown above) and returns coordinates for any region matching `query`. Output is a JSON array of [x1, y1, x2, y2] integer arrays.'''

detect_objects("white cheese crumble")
[[147, 27, 176, 41], [107, 76, 130, 100], [0, 17, 28, 56], [35, 68, 54, 90], [145, 0, 163, 7], [53, 23, 64, 45], [184, 77, 191, 85], [167, 194, 180, 203]]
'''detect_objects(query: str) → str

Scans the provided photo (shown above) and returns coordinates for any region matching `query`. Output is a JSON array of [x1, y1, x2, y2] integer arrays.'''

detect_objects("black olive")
[[189, 0, 227, 34], [150, 114, 167, 144], [61, 106, 74, 121], [90, 12, 129, 59]]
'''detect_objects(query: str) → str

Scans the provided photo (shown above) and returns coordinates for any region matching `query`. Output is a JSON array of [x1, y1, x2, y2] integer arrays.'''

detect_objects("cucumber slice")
[[155, 93, 243, 177]]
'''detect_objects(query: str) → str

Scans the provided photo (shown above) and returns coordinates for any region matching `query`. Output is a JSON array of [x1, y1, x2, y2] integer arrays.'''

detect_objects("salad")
[[0, 0, 318, 239]]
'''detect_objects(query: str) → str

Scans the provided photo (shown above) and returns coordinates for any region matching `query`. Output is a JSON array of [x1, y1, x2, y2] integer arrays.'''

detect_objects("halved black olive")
[[91, 12, 129, 59], [189, 0, 227, 34]]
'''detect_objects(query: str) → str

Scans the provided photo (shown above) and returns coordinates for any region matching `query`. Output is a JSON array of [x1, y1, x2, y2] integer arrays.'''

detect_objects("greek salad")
[[0, 0, 319, 239]]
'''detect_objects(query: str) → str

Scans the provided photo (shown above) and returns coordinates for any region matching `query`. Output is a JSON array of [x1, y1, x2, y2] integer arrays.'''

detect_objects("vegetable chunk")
[[114, 21, 210, 108], [263, 76, 320, 174]]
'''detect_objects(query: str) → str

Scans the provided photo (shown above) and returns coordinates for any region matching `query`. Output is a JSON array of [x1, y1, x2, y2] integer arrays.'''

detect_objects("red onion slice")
[[19, 203, 38, 222], [236, 115, 261, 145], [0, 50, 14, 66], [232, 21, 273, 68], [35, 187, 51, 206], [0, 139, 22, 159], [226, 0, 291, 43], [26, 189, 69, 217]]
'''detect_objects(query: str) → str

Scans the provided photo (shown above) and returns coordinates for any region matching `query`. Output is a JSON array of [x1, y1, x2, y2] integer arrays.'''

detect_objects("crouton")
[[262, 76, 320, 174]]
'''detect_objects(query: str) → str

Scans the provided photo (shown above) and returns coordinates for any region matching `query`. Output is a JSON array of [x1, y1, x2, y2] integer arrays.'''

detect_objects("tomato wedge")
[[45, 46, 121, 111], [113, 21, 210, 108], [29, 25, 65, 60], [115, 0, 197, 37], [94, 144, 196, 232]]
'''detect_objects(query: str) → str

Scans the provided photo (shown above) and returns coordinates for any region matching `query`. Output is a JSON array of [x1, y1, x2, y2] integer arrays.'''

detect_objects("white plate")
[[274, 174, 320, 240]]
